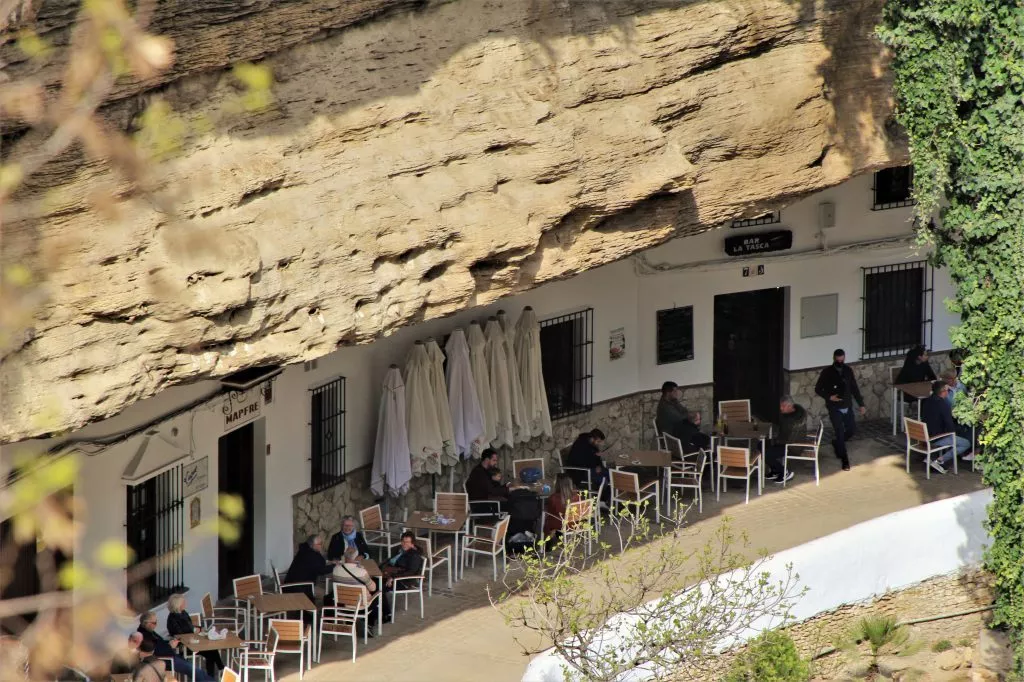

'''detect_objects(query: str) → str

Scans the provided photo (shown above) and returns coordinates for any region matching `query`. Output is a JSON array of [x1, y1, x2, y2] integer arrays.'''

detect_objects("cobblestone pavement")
[[278, 424, 986, 682]]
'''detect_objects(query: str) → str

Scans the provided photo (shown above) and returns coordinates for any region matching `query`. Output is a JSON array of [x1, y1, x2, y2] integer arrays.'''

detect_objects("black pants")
[[764, 444, 785, 478], [688, 431, 712, 452], [828, 407, 856, 463]]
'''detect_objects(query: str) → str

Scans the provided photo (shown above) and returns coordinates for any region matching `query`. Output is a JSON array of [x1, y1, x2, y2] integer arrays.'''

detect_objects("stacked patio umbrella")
[[515, 306, 553, 439], [467, 321, 497, 448], [485, 316, 515, 449], [424, 337, 458, 467], [497, 310, 531, 444], [371, 365, 412, 498], [404, 341, 444, 475], [445, 329, 486, 459]]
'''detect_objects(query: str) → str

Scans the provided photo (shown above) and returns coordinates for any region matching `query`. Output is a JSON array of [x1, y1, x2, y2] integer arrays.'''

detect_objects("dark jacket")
[[466, 463, 508, 501], [132, 656, 166, 682], [165, 611, 195, 637], [284, 542, 334, 599], [814, 363, 865, 411], [567, 433, 603, 471], [777, 404, 809, 444], [896, 359, 937, 385], [656, 397, 698, 444], [327, 530, 371, 561], [384, 547, 424, 578], [137, 627, 176, 659], [921, 394, 956, 437]]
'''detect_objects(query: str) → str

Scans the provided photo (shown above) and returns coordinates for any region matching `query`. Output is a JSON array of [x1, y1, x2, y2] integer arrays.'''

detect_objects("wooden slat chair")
[[652, 418, 667, 451], [390, 553, 428, 622], [268, 618, 312, 678], [319, 586, 361, 663], [904, 417, 957, 479], [562, 498, 596, 554], [190, 613, 202, 629], [239, 627, 278, 682], [512, 458, 545, 481], [783, 420, 825, 486], [233, 574, 282, 639], [433, 492, 470, 568], [220, 668, 240, 682], [716, 446, 761, 504], [201, 592, 246, 635], [558, 446, 592, 491], [461, 515, 509, 581], [664, 432, 713, 495], [667, 449, 706, 515], [333, 583, 379, 646], [414, 536, 452, 596], [718, 399, 751, 423], [609, 469, 660, 521], [359, 504, 403, 562]]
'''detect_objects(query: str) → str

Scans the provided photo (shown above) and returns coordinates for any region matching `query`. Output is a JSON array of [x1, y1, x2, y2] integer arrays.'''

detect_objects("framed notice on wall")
[[656, 307, 694, 365]]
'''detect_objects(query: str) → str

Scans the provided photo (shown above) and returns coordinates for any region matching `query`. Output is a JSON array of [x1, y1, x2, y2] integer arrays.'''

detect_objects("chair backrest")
[[360, 504, 383, 532], [269, 619, 303, 645], [719, 399, 751, 422], [435, 492, 468, 516], [610, 469, 639, 494], [221, 668, 240, 682], [663, 433, 684, 459], [889, 366, 902, 385], [812, 420, 825, 446], [413, 536, 432, 559], [558, 447, 570, 467], [233, 574, 262, 600], [565, 498, 593, 528], [332, 582, 365, 610], [512, 458, 544, 479], [201, 593, 215, 619], [266, 627, 279, 654], [493, 516, 510, 545], [190, 613, 202, 628], [593, 476, 606, 505], [718, 446, 751, 468], [905, 417, 929, 443]]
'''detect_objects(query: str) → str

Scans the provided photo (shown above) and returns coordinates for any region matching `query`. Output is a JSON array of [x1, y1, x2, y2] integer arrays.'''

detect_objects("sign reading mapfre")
[[224, 394, 262, 431], [724, 230, 793, 257]]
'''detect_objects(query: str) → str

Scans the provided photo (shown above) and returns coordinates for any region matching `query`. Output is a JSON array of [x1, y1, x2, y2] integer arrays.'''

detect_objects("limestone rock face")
[[0, 0, 902, 442]]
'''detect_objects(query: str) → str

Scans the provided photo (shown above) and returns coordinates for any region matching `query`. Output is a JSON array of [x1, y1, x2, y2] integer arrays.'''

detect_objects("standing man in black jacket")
[[814, 349, 866, 471]]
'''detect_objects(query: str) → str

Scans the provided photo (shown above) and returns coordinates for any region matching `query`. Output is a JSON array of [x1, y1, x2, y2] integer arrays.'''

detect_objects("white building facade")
[[0, 168, 958, 629]]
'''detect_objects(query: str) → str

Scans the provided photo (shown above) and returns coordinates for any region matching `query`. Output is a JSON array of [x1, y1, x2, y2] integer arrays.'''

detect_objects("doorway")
[[713, 287, 786, 422], [218, 422, 255, 597]]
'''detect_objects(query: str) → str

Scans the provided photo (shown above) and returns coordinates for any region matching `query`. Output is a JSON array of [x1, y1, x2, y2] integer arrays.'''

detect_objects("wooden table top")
[[896, 381, 934, 399], [405, 510, 468, 532], [180, 631, 243, 653], [712, 421, 772, 439], [251, 591, 315, 613], [612, 450, 672, 467], [511, 478, 555, 496]]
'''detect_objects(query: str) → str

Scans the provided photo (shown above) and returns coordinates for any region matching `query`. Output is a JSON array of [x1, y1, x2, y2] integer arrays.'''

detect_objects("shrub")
[[932, 639, 953, 653], [724, 631, 810, 682]]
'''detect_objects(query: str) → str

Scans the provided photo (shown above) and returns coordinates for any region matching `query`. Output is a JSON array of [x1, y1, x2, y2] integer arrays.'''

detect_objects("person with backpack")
[[131, 639, 166, 682]]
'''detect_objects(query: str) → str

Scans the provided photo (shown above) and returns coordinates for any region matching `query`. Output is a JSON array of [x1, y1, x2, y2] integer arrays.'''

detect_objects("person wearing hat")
[[814, 349, 866, 471], [656, 381, 711, 453]]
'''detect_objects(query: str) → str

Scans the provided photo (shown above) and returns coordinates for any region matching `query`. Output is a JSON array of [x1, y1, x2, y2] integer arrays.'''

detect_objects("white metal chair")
[[716, 445, 761, 504], [667, 449, 706, 515], [414, 536, 452, 596], [239, 627, 277, 682], [268, 618, 312, 678], [610, 469, 660, 521], [590, 477, 606, 535], [271, 561, 315, 597], [433, 492, 470, 577], [512, 458, 545, 480], [462, 479, 503, 529], [652, 418, 667, 451], [390, 554, 427, 621], [563, 497, 596, 554], [664, 432, 714, 495], [360, 504, 404, 562], [904, 417, 957, 479], [333, 582, 379, 646], [201, 592, 246, 637], [232, 574, 272, 637], [320, 585, 361, 663], [783, 420, 825, 486], [461, 515, 509, 581], [558, 447, 593, 491]]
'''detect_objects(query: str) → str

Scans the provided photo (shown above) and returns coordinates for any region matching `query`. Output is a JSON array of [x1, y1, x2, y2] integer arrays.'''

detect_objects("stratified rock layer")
[[0, 0, 902, 442]]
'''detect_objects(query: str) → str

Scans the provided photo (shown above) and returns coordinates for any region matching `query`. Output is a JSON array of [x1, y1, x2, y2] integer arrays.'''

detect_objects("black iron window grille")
[[126, 466, 184, 609], [861, 261, 933, 359], [872, 166, 915, 210], [540, 308, 594, 419], [731, 211, 781, 228], [310, 376, 346, 492]]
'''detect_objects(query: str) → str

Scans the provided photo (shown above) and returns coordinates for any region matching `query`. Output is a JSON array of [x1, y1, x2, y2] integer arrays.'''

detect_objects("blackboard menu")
[[656, 307, 694, 365]]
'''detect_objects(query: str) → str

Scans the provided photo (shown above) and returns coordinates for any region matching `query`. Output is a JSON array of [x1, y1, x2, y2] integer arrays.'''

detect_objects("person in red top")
[[543, 473, 581, 551]]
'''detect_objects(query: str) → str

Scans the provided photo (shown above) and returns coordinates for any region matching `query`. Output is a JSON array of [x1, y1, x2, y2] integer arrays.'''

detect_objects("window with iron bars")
[[125, 466, 184, 609], [872, 166, 915, 210], [731, 211, 781, 228], [310, 377, 346, 492], [862, 261, 933, 359], [540, 308, 594, 419]]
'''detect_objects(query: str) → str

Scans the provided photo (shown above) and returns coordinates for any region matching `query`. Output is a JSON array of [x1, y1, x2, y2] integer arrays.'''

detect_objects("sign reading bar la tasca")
[[724, 230, 793, 257]]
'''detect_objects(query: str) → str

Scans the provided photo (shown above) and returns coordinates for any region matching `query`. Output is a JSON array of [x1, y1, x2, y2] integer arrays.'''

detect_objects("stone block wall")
[[292, 383, 713, 550]]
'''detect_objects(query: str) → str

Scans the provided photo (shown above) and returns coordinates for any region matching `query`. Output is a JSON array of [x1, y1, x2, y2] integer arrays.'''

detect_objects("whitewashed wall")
[[522, 488, 993, 682]]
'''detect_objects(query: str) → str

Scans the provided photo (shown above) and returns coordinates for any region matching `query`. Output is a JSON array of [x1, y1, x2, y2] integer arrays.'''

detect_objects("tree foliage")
[[878, 0, 1024, 666]]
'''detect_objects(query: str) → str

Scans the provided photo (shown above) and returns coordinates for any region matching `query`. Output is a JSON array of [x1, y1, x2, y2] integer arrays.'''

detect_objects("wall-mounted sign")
[[656, 307, 694, 365], [190, 497, 202, 529], [223, 390, 262, 431], [609, 328, 625, 361], [724, 230, 793, 257], [182, 457, 209, 497]]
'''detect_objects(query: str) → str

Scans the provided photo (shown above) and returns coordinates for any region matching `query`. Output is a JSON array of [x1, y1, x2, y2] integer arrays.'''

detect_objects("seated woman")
[[166, 593, 222, 677], [543, 474, 581, 552]]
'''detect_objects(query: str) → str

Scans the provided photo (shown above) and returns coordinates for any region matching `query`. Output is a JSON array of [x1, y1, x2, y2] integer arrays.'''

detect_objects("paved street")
[[280, 425, 986, 682]]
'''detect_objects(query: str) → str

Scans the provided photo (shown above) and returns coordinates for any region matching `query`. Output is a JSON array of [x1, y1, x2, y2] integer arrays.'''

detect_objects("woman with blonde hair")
[[166, 593, 222, 676]]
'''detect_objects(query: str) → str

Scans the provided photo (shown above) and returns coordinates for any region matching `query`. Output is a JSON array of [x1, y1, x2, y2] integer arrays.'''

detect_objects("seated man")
[[284, 534, 337, 602], [764, 396, 804, 484], [920, 380, 972, 474], [132, 640, 166, 682], [565, 429, 608, 491], [656, 381, 711, 453], [327, 515, 371, 561], [333, 546, 390, 629], [137, 612, 212, 682], [110, 632, 143, 675], [382, 532, 424, 597], [466, 449, 509, 504]]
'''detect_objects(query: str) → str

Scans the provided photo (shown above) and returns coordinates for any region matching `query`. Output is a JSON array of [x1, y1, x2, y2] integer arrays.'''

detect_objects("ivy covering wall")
[[879, 0, 1024, 663]]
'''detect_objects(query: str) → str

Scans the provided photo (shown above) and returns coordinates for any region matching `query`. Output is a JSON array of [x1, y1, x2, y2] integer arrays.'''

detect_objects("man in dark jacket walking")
[[814, 349, 866, 471]]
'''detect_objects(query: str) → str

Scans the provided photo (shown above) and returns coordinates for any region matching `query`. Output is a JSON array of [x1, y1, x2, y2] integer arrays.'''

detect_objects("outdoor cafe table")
[[894, 380, 933, 435], [405, 509, 469, 578], [711, 421, 772, 489], [250, 591, 318, 665], [512, 478, 555, 539], [179, 630, 243, 681], [326, 557, 384, 640], [610, 450, 673, 468]]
